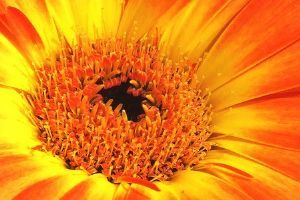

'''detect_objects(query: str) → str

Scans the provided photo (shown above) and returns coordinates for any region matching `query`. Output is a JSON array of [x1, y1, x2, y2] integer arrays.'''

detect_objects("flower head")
[[0, 0, 300, 199]]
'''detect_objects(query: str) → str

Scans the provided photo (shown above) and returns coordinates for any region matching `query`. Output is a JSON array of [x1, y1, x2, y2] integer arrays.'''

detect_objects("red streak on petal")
[[212, 163, 253, 179], [0, 14, 19, 48], [117, 176, 160, 192], [6, 6, 43, 46]]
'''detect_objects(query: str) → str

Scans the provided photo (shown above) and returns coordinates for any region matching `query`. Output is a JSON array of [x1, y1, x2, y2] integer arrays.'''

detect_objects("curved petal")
[[85, 0, 123, 39], [211, 40, 300, 110], [1, 0, 59, 53], [165, 170, 251, 200], [213, 96, 300, 150], [0, 36, 34, 91], [198, 0, 300, 90], [211, 137, 300, 181], [112, 170, 251, 200], [0, 87, 41, 149], [44, 0, 76, 44], [0, 88, 33, 122], [0, 119, 39, 149], [113, 183, 153, 200], [1, 1, 299, 200], [0, 150, 87, 200], [45, 0, 124, 42], [13, 174, 87, 200], [113, 181, 176, 200], [117, 0, 188, 39], [61, 174, 117, 200], [202, 150, 300, 200], [161, 0, 250, 60], [0, 6, 44, 63]]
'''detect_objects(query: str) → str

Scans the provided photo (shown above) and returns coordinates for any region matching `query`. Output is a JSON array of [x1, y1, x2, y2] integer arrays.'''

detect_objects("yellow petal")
[[44, 0, 76, 44], [117, 0, 187, 40], [0, 35, 34, 91], [86, 0, 123, 39], [166, 170, 251, 200]]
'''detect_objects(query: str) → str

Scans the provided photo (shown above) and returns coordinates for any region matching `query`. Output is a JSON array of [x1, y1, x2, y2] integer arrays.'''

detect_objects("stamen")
[[27, 36, 213, 182]]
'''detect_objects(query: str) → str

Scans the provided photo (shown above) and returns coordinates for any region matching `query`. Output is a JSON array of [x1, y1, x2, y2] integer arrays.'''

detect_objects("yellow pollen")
[[129, 80, 140, 88], [27, 36, 213, 182]]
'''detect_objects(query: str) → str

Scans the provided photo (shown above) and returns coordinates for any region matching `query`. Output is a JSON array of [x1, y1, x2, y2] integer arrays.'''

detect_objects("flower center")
[[99, 80, 147, 122], [27, 36, 213, 182]]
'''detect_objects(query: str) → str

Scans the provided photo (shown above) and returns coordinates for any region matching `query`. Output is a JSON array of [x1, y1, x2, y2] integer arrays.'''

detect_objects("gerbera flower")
[[0, 0, 299, 199]]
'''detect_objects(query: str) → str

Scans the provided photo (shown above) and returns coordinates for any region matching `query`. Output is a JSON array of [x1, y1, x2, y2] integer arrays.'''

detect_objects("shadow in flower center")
[[99, 80, 146, 122]]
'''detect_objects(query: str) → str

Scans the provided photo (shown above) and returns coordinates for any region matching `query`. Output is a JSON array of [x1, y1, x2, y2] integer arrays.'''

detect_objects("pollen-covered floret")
[[27, 36, 213, 182]]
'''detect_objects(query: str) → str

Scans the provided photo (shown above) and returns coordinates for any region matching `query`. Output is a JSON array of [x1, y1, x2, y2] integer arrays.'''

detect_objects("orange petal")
[[13, 174, 87, 200], [2, 0, 59, 53], [198, 0, 300, 90], [0, 6, 43, 62], [161, 0, 250, 60], [203, 150, 300, 199], [0, 6, 42, 45], [0, 150, 86, 199], [211, 137, 300, 181], [5, 6, 42, 45], [213, 96, 300, 150], [211, 40, 300, 110], [61, 174, 117, 200]]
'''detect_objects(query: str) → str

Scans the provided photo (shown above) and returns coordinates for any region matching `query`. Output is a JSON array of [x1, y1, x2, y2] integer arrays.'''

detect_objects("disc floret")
[[28, 36, 213, 181]]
